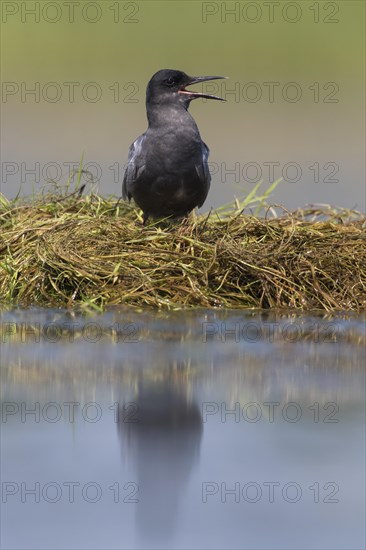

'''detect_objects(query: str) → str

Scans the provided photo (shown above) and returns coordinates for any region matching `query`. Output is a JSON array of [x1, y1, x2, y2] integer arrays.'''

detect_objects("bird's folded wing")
[[122, 135, 146, 200], [196, 142, 211, 207]]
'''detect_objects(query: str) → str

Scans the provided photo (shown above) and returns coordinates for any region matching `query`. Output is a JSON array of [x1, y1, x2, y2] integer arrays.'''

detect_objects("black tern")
[[122, 69, 226, 224]]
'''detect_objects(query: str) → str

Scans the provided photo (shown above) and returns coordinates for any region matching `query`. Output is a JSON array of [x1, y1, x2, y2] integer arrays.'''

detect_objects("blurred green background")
[[1, 0, 365, 211]]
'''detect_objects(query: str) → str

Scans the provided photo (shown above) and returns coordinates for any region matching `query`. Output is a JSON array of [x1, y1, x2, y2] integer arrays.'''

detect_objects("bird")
[[122, 69, 226, 224]]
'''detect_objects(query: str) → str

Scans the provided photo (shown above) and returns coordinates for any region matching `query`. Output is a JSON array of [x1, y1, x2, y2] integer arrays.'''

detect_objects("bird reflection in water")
[[117, 362, 203, 542]]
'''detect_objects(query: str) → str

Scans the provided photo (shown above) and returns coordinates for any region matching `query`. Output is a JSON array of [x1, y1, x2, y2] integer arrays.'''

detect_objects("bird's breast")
[[145, 127, 203, 171]]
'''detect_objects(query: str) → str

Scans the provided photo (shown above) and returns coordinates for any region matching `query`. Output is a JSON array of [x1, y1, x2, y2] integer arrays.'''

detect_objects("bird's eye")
[[165, 77, 176, 87]]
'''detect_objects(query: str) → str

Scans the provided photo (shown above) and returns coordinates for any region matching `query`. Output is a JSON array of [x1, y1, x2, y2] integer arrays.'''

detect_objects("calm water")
[[1, 308, 365, 549]]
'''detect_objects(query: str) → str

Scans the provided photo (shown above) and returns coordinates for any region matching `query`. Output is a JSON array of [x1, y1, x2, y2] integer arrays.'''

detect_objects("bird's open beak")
[[178, 75, 227, 101]]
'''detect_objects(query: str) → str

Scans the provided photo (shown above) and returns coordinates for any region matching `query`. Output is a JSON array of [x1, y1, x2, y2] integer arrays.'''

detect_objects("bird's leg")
[[142, 212, 149, 225]]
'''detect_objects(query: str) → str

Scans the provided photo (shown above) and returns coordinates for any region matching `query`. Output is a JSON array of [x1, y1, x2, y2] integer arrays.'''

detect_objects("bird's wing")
[[122, 135, 146, 200], [196, 141, 211, 207]]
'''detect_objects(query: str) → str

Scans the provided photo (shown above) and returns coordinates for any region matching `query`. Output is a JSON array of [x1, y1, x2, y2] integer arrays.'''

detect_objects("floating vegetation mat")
[[0, 193, 365, 310]]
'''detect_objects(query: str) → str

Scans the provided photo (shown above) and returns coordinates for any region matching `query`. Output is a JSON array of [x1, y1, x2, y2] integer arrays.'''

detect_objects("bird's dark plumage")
[[122, 69, 226, 223]]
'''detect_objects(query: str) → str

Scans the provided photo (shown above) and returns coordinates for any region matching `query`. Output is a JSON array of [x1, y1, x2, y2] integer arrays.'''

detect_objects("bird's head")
[[146, 69, 226, 108]]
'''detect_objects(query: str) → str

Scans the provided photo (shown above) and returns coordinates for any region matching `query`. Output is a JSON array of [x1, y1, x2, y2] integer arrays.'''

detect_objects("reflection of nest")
[[2, 340, 365, 406]]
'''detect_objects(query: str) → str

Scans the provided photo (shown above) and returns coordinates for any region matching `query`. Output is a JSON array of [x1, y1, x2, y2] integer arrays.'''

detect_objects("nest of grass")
[[0, 191, 365, 310]]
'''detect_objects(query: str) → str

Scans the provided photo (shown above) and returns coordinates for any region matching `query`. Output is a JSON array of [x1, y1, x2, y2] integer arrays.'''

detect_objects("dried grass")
[[0, 190, 365, 310]]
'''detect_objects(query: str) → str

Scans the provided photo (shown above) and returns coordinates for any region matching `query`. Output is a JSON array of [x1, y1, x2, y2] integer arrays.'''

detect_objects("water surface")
[[1, 308, 365, 549]]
